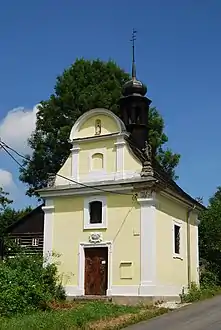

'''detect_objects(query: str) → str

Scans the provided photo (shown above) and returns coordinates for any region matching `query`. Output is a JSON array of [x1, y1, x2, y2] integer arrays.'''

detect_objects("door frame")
[[78, 241, 113, 296]]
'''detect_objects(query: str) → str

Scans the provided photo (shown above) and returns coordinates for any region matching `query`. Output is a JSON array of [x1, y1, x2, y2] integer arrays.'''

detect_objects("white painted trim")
[[110, 284, 186, 297], [110, 285, 139, 296], [83, 196, 107, 230], [76, 132, 129, 143], [114, 135, 126, 179], [70, 132, 129, 144], [42, 200, 54, 264], [137, 194, 157, 294], [79, 170, 140, 183], [196, 217, 200, 283], [71, 144, 80, 180], [64, 284, 185, 298], [172, 219, 183, 260], [38, 183, 134, 198], [154, 284, 188, 297], [78, 241, 113, 296], [69, 108, 126, 141], [89, 148, 106, 175], [64, 285, 83, 297]]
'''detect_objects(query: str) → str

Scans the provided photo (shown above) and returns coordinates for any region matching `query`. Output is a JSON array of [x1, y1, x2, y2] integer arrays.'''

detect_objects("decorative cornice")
[[114, 140, 127, 147], [136, 189, 156, 206], [42, 205, 55, 212], [69, 132, 129, 144], [70, 145, 80, 153], [38, 184, 134, 198]]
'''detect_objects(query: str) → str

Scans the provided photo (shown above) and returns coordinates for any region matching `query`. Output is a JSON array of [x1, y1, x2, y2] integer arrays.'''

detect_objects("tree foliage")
[[0, 187, 12, 212], [0, 187, 32, 237], [199, 187, 221, 284], [19, 58, 180, 196], [208, 186, 221, 205]]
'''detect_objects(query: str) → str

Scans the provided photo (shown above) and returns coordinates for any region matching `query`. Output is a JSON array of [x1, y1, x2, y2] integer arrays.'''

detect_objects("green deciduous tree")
[[199, 188, 221, 284], [208, 186, 221, 205], [0, 187, 32, 237], [0, 187, 12, 211], [19, 58, 180, 197]]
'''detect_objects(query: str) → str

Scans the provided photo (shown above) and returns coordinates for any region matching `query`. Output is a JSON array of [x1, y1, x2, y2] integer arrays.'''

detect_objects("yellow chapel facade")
[[39, 107, 204, 300]]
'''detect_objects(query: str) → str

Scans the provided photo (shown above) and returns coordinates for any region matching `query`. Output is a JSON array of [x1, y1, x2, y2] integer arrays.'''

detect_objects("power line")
[[0, 140, 134, 196], [0, 143, 26, 171]]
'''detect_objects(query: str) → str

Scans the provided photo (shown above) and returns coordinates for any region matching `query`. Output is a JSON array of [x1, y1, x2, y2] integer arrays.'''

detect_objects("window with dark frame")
[[89, 201, 102, 224], [174, 224, 180, 254]]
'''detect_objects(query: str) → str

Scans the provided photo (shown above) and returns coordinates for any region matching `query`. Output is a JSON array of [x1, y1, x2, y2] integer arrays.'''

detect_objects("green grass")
[[0, 301, 143, 330], [0, 301, 169, 330]]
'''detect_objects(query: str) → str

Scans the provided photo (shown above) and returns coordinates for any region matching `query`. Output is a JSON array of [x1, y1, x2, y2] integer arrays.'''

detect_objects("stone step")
[[71, 295, 112, 302]]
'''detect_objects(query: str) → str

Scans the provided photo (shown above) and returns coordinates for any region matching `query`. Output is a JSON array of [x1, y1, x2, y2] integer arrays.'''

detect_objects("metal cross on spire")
[[130, 28, 137, 79]]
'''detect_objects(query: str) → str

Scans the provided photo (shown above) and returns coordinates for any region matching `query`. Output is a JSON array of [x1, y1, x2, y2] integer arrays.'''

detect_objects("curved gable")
[[69, 108, 126, 140]]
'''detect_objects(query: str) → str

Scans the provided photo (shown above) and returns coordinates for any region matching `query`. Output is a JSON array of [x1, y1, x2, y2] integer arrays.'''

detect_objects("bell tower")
[[119, 29, 152, 151]]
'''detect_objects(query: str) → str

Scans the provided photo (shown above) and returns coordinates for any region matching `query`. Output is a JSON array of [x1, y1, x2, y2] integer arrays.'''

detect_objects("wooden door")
[[84, 247, 108, 295]]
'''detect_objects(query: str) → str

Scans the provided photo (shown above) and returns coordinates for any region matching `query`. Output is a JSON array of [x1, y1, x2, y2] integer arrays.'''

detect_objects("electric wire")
[[0, 143, 27, 171], [0, 140, 138, 245], [0, 140, 134, 196]]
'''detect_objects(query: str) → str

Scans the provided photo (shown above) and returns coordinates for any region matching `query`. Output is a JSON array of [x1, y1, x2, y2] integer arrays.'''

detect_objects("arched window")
[[91, 153, 104, 170], [89, 201, 102, 224]]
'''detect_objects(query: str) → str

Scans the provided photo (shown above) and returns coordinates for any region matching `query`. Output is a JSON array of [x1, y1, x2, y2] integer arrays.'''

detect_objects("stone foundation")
[[67, 295, 181, 306]]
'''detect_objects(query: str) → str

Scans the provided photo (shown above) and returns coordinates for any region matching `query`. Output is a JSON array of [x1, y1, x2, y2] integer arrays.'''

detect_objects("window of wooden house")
[[32, 238, 39, 247], [89, 201, 102, 224], [14, 238, 21, 245], [174, 224, 180, 255]]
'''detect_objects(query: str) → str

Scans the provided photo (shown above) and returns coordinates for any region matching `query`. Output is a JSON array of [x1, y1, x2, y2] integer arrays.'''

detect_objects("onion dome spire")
[[122, 29, 147, 97]]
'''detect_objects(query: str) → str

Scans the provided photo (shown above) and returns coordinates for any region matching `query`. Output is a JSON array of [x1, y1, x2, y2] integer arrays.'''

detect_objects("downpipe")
[[187, 205, 196, 289]]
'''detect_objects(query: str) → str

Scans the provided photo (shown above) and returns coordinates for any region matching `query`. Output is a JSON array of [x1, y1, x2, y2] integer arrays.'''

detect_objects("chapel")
[[39, 37, 204, 302]]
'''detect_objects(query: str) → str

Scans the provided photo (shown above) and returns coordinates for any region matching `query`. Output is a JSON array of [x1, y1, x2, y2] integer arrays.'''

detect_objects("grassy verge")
[[0, 301, 169, 330]]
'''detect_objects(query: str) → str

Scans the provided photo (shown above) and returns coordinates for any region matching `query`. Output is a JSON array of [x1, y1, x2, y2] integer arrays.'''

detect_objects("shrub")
[[180, 282, 221, 303], [0, 253, 65, 316], [199, 259, 220, 287]]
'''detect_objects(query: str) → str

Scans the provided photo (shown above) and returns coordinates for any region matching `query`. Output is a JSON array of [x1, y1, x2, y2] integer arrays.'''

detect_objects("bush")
[[180, 282, 221, 303], [199, 259, 220, 287], [0, 253, 65, 316], [200, 269, 219, 288]]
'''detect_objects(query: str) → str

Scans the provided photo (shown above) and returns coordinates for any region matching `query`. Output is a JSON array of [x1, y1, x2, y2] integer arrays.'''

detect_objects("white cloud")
[[0, 169, 22, 204], [0, 105, 39, 154], [0, 169, 15, 190]]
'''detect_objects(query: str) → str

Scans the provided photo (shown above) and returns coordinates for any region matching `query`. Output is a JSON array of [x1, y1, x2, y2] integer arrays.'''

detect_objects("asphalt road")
[[125, 295, 221, 330]]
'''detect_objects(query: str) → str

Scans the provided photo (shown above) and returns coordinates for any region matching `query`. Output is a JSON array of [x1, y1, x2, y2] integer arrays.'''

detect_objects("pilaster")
[[137, 190, 157, 295], [114, 136, 126, 179], [42, 199, 54, 264], [71, 144, 80, 180], [195, 216, 200, 284]]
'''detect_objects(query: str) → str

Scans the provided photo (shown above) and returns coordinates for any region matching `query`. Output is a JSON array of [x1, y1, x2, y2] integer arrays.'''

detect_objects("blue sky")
[[0, 0, 220, 209]]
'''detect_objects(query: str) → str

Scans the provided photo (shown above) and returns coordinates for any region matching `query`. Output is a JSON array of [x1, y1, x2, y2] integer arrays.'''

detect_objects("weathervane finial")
[[130, 28, 137, 79]]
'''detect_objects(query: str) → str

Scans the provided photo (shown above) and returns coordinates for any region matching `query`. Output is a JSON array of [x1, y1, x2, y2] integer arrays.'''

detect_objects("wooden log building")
[[5, 204, 44, 255]]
